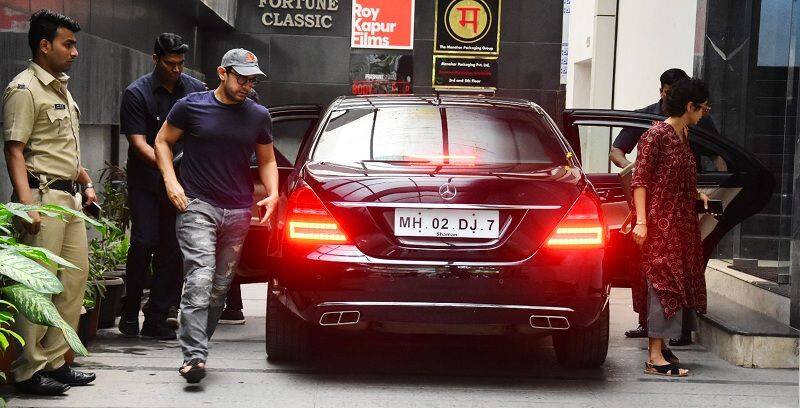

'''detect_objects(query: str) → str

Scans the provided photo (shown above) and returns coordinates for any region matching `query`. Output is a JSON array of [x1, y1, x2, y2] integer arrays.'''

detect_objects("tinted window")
[[312, 106, 566, 166]]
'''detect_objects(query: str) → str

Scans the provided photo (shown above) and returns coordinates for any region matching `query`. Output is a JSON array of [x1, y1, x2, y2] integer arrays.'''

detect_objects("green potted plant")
[[79, 163, 130, 332], [88, 222, 127, 330], [0, 202, 100, 402]]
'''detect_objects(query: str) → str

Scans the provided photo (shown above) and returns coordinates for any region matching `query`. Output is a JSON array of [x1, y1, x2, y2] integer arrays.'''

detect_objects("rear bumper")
[[273, 244, 609, 333]]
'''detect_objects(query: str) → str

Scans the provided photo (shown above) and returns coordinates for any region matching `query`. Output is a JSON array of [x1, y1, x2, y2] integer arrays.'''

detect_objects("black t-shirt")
[[120, 72, 206, 191], [166, 91, 273, 209], [612, 100, 719, 154]]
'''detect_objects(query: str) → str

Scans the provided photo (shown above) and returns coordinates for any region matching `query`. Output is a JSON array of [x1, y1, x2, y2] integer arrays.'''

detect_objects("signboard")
[[351, 0, 415, 49], [350, 53, 414, 95], [434, 0, 501, 55], [258, 0, 340, 29], [432, 55, 497, 90], [561, 0, 570, 84]]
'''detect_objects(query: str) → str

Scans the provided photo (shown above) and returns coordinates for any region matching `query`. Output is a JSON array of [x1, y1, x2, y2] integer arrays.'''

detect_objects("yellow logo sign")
[[445, 0, 491, 43]]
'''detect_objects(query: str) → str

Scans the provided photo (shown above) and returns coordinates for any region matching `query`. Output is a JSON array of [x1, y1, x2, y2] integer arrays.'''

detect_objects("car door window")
[[273, 118, 318, 166], [690, 139, 730, 173], [577, 125, 628, 173]]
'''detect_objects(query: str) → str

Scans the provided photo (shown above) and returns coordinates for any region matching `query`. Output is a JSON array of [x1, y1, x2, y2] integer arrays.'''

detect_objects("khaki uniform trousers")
[[11, 188, 88, 382]]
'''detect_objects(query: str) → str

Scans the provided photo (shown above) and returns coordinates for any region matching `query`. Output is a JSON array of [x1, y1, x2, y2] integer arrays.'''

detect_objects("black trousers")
[[121, 186, 183, 322], [225, 283, 243, 310]]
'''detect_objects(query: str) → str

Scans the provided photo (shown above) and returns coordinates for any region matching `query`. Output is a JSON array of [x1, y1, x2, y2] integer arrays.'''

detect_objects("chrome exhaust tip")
[[529, 315, 570, 330], [319, 311, 361, 326]]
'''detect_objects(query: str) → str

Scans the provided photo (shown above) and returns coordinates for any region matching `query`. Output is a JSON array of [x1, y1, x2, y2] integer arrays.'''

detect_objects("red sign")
[[351, 0, 415, 50], [352, 80, 412, 95], [0, 7, 28, 33]]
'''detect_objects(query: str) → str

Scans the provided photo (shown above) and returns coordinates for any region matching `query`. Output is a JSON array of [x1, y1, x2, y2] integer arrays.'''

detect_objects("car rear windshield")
[[311, 106, 567, 167]]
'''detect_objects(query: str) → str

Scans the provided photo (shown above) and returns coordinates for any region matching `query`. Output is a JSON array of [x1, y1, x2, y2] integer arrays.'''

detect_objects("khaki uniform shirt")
[[2, 61, 81, 181]]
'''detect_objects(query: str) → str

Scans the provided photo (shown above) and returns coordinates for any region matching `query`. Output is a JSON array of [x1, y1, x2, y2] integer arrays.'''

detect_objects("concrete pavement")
[[5, 286, 799, 407]]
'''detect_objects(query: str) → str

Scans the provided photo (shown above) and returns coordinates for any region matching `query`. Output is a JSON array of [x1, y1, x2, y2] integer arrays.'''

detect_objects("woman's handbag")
[[620, 211, 635, 235], [618, 162, 635, 235]]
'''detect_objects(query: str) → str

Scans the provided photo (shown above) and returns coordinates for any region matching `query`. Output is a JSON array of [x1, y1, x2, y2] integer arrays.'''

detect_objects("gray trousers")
[[646, 280, 697, 339], [176, 198, 251, 362]]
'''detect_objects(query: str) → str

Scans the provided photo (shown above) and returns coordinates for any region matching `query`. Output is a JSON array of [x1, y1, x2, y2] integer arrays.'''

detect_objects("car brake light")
[[286, 182, 349, 243], [409, 154, 477, 165], [545, 192, 605, 248]]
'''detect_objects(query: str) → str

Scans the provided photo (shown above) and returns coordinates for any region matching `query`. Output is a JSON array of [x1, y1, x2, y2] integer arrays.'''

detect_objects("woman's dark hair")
[[661, 78, 709, 117], [659, 68, 689, 88], [154, 33, 189, 57], [28, 9, 81, 57]]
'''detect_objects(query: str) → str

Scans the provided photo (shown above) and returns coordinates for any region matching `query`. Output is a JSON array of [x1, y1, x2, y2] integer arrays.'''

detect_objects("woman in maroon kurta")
[[631, 78, 710, 377]]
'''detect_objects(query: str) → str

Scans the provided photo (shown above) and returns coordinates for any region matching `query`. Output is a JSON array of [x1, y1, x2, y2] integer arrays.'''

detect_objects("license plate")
[[393, 208, 500, 239]]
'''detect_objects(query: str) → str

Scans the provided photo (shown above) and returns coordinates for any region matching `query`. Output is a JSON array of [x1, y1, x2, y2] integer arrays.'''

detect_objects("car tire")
[[265, 287, 310, 362], [552, 303, 609, 368]]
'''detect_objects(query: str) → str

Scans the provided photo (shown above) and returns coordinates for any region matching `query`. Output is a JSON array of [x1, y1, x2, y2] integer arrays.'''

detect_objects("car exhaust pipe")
[[529, 315, 570, 330], [319, 311, 361, 326]]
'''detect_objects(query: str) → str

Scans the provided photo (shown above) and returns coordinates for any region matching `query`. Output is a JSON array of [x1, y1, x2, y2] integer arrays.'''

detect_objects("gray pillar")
[[791, 123, 800, 329]]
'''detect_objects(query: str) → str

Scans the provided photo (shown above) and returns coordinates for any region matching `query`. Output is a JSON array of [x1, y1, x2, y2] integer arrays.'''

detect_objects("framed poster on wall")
[[350, 53, 414, 95], [432, 55, 497, 90], [351, 0, 415, 49], [434, 0, 501, 55]]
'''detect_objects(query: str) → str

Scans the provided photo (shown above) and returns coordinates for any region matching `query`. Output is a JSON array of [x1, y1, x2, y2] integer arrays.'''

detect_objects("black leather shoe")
[[669, 334, 693, 346], [166, 306, 180, 330], [15, 372, 70, 395], [140, 320, 177, 340], [45, 364, 96, 386], [624, 324, 648, 338], [118, 318, 139, 337]]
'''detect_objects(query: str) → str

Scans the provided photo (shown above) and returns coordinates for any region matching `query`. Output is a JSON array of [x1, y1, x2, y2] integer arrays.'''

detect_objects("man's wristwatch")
[[83, 182, 94, 190], [636, 221, 646, 225]]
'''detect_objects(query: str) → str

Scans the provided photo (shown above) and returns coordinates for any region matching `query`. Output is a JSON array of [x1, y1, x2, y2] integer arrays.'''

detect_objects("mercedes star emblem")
[[439, 183, 457, 200]]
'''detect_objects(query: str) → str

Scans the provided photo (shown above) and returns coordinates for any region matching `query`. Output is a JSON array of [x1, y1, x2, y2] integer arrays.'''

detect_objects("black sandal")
[[179, 358, 206, 384], [662, 347, 680, 364], [644, 361, 688, 377]]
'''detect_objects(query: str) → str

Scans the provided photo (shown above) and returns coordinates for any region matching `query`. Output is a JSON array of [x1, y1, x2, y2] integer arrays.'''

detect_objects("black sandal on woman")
[[179, 358, 206, 384], [662, 347, 680, 364], [644, 361, 688, 377]]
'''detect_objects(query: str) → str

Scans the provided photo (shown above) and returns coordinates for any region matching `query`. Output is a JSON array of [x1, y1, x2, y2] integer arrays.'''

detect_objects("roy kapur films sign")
[[351, 0, 415, 49]]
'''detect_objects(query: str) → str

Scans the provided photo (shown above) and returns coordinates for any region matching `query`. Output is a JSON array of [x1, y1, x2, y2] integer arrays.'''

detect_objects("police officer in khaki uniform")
[[2, 10, 96, 396]]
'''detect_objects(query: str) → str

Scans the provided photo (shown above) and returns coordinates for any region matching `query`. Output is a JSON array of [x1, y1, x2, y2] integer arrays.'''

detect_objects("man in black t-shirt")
[[609, 68, 718, 169], [119, 33, 206, 340], [154, 49, 278, 384]]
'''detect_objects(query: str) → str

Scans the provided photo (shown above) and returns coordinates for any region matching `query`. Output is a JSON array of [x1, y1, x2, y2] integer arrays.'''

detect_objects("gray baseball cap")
[[220, 48, 267, 78]]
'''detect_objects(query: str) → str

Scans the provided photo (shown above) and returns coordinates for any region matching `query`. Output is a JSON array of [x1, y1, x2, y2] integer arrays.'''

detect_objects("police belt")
[[28, 176, 78, 195]]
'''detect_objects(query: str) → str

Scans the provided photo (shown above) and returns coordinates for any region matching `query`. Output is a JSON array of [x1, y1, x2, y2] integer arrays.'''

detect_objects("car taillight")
[[545, 192, 605, 249], [286, 182, 349, 243]]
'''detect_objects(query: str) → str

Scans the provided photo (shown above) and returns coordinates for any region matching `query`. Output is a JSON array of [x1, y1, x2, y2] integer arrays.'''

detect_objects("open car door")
[[237, 104, 323, 283], [562, 109, 774, 287]]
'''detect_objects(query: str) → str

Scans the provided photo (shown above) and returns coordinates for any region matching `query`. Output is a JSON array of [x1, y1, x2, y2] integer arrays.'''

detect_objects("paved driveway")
[[6, 286, 799, 407]]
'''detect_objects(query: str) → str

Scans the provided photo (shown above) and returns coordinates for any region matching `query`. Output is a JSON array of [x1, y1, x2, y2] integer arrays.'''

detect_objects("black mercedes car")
[[235, 95, 772, 367]]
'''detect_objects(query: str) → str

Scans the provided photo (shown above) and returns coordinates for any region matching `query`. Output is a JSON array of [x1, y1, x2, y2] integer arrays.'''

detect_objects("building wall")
[[565, 0, 699, 173], [0, 0, 567, 201], [202, 0, 566, 119], [0, 0, 229, 199], [613, 0, 698, 110]]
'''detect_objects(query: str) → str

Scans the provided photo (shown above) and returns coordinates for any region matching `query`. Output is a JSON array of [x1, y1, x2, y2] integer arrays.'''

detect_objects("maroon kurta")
[[631, 121, 707, 320]]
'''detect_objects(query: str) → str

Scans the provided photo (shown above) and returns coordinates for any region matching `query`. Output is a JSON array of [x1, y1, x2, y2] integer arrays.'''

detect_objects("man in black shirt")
[[118, 33, 206, 340], [610, 68, 718, 168], [610, 68, 719, 345]]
